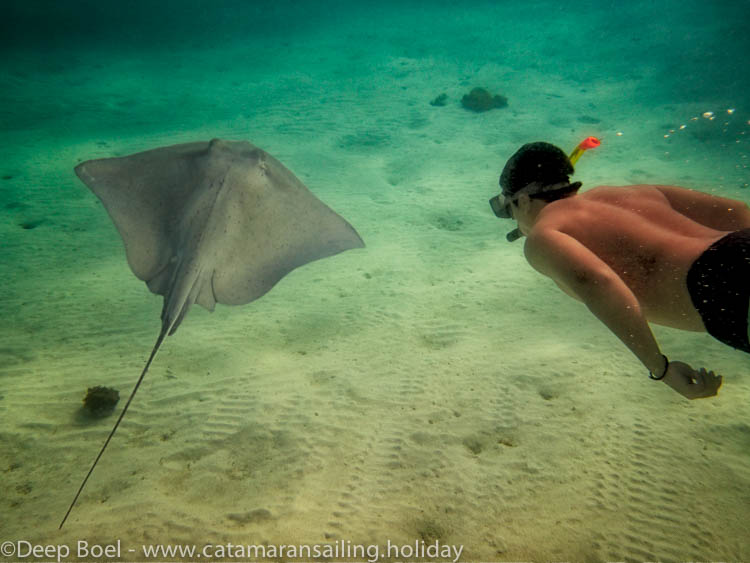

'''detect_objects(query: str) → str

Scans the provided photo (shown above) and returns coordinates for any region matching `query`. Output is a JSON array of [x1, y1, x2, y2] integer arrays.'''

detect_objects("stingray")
[[60, 139, 364, 528]]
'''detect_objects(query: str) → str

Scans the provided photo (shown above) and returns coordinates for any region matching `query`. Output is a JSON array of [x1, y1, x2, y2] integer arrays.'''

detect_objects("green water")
[[1, 1, 749, 561]]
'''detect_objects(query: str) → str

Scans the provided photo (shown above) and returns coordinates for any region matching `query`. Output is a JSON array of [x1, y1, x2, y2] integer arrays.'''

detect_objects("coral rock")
[[461, 87, 508, 112]]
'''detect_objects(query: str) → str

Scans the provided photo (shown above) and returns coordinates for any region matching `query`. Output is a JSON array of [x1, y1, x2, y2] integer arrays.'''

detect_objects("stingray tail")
[[60, 257, 204, 528], [59, 326, 168, 529], [161, 258, 205, 336]]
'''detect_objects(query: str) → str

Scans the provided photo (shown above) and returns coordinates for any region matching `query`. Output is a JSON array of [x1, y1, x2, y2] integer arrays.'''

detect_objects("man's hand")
[[662, 361, 723, 399]]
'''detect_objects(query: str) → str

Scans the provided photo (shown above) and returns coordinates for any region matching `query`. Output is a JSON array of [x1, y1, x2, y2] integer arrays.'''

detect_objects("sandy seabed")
[[1, 2, 749, 561]]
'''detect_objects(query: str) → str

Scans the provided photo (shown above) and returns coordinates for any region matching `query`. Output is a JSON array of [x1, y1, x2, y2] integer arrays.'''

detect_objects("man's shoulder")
[[571, 185, 676, 212], [523, 223, 568, 257], [531, 185, 667, 237], [580, 184, 667, 199]]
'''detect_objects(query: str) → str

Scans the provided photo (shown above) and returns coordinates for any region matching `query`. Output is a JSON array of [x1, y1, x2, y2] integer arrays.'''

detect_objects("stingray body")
[[61, 139, 364, 527]]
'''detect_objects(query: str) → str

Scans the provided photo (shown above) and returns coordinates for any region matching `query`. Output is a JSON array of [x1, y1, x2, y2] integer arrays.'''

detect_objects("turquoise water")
[[2, 1, 749, 561]]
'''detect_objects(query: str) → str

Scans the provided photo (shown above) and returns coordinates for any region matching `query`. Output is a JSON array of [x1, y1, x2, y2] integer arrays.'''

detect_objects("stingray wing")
[[75, 141, 211, 283], [209, 144, 364, 306]]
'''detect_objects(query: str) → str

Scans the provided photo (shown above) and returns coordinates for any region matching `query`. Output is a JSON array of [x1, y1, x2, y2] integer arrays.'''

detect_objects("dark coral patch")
[[430, 93, 448, 107], [82, 386, 120, 417], [461, 87, 508, 112]]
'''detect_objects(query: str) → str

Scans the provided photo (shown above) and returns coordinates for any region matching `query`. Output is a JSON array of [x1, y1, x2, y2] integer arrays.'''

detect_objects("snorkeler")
[[489, 139, 750, 399]]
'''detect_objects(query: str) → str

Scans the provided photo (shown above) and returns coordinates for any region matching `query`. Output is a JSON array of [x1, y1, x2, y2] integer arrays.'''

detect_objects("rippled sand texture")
[[2, 0, 749, 560]]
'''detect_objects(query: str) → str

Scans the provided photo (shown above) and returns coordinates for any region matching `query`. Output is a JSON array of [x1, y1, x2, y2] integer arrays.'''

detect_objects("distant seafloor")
[[1, 1, 749, 561]]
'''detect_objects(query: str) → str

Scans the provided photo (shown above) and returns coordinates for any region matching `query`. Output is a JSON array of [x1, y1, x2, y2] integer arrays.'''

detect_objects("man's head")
[[490, 141, 583, 240]]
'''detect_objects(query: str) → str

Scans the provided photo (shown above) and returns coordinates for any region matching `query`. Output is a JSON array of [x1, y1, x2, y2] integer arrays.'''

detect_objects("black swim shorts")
[[686, 228, 750, 353]]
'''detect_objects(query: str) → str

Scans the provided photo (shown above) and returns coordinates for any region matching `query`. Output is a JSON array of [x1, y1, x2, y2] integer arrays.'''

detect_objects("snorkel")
[[568, 136, 600, 166], [491, 137, 600, 242]]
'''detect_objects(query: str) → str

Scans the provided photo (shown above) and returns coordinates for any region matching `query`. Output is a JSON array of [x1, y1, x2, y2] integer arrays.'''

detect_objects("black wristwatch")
[[649, 355, 669, 380]]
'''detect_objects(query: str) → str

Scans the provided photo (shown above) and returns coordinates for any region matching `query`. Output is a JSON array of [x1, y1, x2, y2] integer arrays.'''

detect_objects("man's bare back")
[[531, 185, 734, 330]]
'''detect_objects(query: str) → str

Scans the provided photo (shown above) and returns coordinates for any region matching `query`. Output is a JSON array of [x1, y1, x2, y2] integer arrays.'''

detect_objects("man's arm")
[[524, 227, 722, 398], [652, 184, 750, 231], [524, 228, 666, 374]]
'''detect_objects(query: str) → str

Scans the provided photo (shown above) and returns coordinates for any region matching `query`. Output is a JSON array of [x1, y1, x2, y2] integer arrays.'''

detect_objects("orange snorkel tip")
[[568, 136, 601, 166]]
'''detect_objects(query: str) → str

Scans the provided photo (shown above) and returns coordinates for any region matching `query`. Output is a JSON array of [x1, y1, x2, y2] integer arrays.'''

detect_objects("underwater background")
[[1, 0, 749, 561]]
